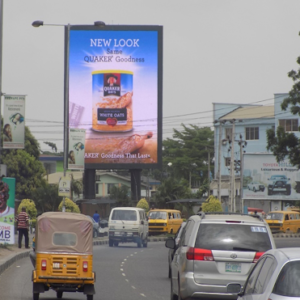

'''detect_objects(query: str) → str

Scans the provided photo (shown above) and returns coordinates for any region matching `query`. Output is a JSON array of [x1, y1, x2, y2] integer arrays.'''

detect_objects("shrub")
[[58, 198, 80, 213], [136, 198, 149, 212], [202, 195, 223, 213]]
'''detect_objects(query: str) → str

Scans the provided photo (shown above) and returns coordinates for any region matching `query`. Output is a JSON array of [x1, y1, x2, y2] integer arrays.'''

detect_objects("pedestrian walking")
[[16, 207, 29, 248], [93, 210, 100, 224]]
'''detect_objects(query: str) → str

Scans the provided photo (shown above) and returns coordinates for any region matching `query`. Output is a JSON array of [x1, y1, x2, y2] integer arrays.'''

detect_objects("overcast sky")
[[2, 0, 300, 152]]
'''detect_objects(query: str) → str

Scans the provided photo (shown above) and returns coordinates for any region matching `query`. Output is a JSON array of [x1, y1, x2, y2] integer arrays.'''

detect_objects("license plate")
[[225, 262, 241, 273], [53, 263, 60, 269]]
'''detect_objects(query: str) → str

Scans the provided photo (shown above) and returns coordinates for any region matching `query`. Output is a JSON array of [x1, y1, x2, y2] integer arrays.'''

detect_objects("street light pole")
[[32, 20, 105, 212]]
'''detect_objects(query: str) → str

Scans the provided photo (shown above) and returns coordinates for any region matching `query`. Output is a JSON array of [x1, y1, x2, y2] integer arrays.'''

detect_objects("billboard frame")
[[65, 24, 163, 170]]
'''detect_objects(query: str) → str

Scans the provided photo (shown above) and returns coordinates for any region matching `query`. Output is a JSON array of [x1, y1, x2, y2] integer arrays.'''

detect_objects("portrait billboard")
[[243, 153, 300, 200], [68, 128, 86, 170], [3, 95, 25, 149], [67, 25, 163, 169], [0, 178, 15, 244]]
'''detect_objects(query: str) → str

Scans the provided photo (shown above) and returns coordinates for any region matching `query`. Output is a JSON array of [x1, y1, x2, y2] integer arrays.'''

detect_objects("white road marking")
[[131, 286, 136, 289], [122, 273, 126, 276], [125, 279, 129, 282], [140, 293, 146, 297], [120, 268, 123, 271]]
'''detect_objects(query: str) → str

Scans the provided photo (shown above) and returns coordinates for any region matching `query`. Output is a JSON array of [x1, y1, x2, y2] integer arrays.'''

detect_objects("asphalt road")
[[0, 241, 170, 300], [1, 238, 300, 300]]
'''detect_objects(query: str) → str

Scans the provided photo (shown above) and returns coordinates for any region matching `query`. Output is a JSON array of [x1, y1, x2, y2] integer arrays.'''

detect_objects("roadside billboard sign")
[[58, 176, 71, 198], [68, 128, 86, 170], [243, 153, 300, 200], [0, 178, 15, 245], [3, 95, 25, 149], [67, 25, 163, 170]]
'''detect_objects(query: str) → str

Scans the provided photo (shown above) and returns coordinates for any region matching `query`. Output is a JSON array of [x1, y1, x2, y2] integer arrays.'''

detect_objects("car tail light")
[[83, 261, 88, 272], [253, 252, 264, 263], [186, 247, 214, 261], [41, 259, 47, 271]]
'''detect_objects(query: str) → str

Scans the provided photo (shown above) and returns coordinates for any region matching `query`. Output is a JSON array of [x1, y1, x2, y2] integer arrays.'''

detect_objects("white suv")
[[166, 212, 276, 300]]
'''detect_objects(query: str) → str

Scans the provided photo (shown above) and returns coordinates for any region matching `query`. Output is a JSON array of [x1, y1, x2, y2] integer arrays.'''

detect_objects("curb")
[[0, 249, 30, 276]]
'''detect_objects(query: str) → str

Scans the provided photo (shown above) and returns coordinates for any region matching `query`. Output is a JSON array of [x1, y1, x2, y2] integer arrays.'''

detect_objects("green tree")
[[2, 126, 46, 199], [266, 42, 300, 167], [161, 125, 214, 194], [109, 185, 131, 206], [58, 198, 80, 213], [202, 195, 223, 212], [70, 174, 83, 198], [153, 177, 192, 206], [44, 142, 57, 152], [136, 198, 149, 212], [32, 182, 62, 213]]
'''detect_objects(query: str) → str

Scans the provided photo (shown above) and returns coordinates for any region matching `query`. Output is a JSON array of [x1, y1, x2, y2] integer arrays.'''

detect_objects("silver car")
[[166, 212, 276, 300], [167, 221, 187, 278], [232, 248, 300, 300]]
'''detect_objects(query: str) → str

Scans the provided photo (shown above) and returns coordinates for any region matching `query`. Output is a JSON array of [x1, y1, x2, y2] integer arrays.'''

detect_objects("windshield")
[[195, 224, 272, 252], [148, 211, 167, 220], [111, 210, 137, 221], [273, 261, 300, 296], [266, 213, 283, 221]]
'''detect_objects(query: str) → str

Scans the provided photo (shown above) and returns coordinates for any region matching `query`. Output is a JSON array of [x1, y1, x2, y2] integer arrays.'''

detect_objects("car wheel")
[[268, 189, 272, 196], [33, 293, 39, 300], [87, 295, 93, 300], [137, 239, 142, 248], [57, 291, 63, 299], [109, 239, 113, 247], [114, 242, 119, 247], [170, 276, 178, 300], [253, 187, 256, 192], [286, 186, 291, 195]]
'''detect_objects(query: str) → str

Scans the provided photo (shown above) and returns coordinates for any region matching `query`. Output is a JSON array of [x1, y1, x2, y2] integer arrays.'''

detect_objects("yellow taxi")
[[266, 210, 300, 233], [148, 209, 183, 235]]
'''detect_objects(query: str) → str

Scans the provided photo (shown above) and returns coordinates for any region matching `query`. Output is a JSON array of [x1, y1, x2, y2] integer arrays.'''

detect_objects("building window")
[[278, 119, 298, 132], [245, 127, 259, 140], [225, 157, 231, 166], [107, 183, 117, 194], [225, 128, 232, 141]]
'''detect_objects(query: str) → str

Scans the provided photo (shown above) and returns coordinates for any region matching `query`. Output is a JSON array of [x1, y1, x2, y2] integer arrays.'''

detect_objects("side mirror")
[[165, 237, 175, 249]]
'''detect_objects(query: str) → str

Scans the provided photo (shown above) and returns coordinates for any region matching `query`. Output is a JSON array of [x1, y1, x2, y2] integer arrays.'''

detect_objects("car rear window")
[[111, 210, 137, 221], [273, 261, 300, 296], [195, 224, 272, 252]]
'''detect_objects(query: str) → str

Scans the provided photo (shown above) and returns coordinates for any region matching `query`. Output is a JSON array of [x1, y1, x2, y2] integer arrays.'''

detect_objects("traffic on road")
[[2, 212, 300, 300]]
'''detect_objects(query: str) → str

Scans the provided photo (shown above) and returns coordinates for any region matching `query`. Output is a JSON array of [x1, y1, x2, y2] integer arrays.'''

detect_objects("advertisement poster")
[[0, 178, 15, 244], [68, 128, 86, 170], [68, 25, 162, 169], [58, 176, 71, 198], [3, 95, 25, 149], [243, 153, 300, 200]]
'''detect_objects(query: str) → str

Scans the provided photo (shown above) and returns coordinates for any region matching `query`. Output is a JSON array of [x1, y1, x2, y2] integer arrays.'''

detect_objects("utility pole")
[[216, 120, 225, 201], [236, 135, 247, 213], [230, 120, 236, 212], [207, 150, 210, 196]]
